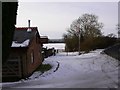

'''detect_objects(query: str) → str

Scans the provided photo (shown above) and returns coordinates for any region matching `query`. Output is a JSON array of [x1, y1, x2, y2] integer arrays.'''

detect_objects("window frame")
[[31, 51, 34, 64]]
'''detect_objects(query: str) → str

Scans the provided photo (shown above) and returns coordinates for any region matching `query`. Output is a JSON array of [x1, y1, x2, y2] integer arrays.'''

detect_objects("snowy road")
[[2, 49, 119, 88]]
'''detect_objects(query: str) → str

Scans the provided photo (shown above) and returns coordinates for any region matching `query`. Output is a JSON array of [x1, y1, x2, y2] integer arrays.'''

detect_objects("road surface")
[[2, 49, 119, 88]]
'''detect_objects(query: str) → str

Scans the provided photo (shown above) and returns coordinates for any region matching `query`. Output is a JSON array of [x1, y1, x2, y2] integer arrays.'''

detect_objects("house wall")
[[21, 52, 28, 78], [26, 34, 42, 77]]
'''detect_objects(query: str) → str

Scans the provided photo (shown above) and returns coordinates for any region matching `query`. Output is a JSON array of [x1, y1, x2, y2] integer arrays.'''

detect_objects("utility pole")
[[78, 29, 81, 55], [117, 24, 120, 42], [77, 24, 81, 55], [65, 35, 68, 56], [118, 28, 120, 39]]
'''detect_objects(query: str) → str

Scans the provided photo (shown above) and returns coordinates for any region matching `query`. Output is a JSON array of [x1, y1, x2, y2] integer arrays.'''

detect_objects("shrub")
[[36, 64, 52, 73]]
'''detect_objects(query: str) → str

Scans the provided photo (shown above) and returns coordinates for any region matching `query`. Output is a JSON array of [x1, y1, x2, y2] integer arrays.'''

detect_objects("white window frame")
[[31, 51, 34, 64]]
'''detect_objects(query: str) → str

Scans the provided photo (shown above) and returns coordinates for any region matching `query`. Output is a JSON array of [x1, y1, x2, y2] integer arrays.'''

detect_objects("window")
[[31, 51, 34, 64]]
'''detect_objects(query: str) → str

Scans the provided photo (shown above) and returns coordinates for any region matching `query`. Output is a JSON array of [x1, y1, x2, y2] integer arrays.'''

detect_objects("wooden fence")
[[2, 59, 22, 78]]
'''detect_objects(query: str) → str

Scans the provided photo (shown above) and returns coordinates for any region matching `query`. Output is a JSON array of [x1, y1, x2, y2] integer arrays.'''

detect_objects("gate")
[[2, 58, 22, 78]]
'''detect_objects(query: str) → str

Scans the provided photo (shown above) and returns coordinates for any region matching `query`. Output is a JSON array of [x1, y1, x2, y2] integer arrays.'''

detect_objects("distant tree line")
[[48, 39, 64, 43], [63, 13, 117, 52]]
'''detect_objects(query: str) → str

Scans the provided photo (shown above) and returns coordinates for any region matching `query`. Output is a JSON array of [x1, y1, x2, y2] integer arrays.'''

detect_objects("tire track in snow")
[[53, 61, 60, 72]]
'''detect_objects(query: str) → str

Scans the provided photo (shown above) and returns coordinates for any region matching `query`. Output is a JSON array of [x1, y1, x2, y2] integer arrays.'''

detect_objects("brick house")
[[2, 26, 43, 81], [40, 36, 48, 44]]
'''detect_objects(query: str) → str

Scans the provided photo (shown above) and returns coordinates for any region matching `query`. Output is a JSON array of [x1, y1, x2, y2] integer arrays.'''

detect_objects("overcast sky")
[[16, 1, 118, 39]]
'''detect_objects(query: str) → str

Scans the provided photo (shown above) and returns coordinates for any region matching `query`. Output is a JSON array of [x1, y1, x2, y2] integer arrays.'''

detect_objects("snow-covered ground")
[[1, 49, 119, 88]]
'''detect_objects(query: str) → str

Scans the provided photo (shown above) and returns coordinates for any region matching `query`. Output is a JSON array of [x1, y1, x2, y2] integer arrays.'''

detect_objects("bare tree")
[[63, 13, 104, 52], [67, 13, 103, 38]]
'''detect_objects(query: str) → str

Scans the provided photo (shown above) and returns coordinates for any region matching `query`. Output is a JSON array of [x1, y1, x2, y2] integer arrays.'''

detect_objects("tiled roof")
[[12, 27, 39, 46]]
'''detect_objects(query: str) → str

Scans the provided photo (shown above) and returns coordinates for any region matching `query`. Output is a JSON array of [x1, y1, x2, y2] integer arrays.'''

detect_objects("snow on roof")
[[43, 43, 65, 50], [11, 39, 30, 47]]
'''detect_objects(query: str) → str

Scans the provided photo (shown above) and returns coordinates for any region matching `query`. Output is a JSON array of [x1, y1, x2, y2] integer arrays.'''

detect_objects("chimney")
[[27, 20, 31, 32], [28, 20, 30, 28]]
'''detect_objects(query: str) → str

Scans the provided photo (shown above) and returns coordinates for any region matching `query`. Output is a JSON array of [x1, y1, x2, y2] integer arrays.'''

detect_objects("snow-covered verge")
[[1, 49, 119, 88], [28, 60, 59, 80]]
